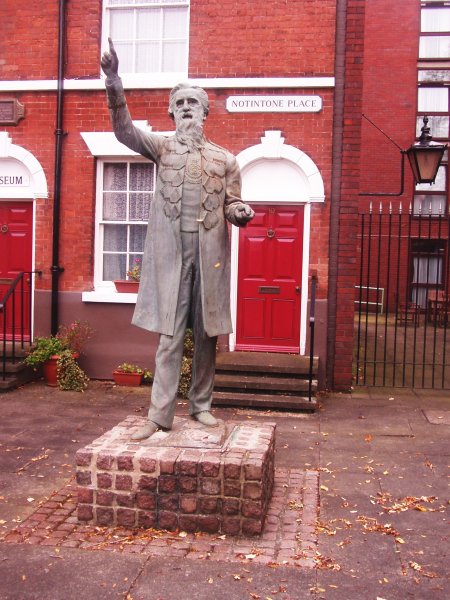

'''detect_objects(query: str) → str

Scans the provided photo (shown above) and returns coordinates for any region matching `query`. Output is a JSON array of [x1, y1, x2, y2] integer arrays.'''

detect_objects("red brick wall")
[[359, 0, 419, 205], [189, 0, 336, 78], [333, 0, 366, 390], [334, 0, 420, 390]]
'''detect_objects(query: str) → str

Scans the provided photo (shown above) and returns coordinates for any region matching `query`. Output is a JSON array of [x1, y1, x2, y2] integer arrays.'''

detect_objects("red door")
[[0, 202, 33, 337], [236, 205, 303, 352]]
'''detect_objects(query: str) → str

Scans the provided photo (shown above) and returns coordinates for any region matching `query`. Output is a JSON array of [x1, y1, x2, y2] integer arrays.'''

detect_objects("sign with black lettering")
[[0, 159, 30, 187], [226, 95, 322, 113]]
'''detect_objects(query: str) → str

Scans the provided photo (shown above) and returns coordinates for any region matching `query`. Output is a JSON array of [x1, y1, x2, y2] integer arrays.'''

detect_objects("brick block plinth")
[[75, 416, 275, 536]]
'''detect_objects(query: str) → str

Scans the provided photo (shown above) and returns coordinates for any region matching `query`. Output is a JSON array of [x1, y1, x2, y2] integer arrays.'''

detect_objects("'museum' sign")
[[226, 95, 322, 113], [0, 160, 30, 187]]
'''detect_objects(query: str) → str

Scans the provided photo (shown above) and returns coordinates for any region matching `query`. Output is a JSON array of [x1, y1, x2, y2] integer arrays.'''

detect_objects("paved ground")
[[0, 381, 449, 599]]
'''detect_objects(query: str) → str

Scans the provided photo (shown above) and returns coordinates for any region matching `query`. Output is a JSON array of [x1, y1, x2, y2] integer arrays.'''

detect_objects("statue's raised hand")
[[101, 37, 119, 79]]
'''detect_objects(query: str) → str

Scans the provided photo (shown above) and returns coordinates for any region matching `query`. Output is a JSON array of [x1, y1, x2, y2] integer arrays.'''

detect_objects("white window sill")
[[82, 289, 137, 304]]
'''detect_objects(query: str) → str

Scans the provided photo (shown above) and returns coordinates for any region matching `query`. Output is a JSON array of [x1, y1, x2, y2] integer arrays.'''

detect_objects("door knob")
[[1, 224, 8, 234], [267, 228, 275, 238], [295, 286, 301, 294]]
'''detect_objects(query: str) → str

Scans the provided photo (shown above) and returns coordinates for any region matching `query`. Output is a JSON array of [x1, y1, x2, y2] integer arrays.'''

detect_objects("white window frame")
[[92, 157, 154, 294], [101, 0, 190, 86]]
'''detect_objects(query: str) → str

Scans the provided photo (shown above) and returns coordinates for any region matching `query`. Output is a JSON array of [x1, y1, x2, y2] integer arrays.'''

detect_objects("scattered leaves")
[[372, 492, 445, 513], [313, 552, 341, 571], [408, 561, 438, 579]]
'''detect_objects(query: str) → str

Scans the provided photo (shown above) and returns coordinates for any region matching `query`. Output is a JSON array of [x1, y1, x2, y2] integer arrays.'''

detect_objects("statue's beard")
[[175, 115, 205, 150]]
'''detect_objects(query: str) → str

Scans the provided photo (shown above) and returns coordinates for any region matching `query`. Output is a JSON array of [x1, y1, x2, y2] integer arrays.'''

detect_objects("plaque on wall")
[[0, 99, 25, 125]]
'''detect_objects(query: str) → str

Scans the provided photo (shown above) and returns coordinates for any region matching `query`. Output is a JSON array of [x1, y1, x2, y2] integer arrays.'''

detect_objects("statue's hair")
[[168, 83, 209, 120]]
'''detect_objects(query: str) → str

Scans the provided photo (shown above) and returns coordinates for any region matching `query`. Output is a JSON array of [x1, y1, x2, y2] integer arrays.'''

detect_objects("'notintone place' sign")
[[226, 95, 322, 113]]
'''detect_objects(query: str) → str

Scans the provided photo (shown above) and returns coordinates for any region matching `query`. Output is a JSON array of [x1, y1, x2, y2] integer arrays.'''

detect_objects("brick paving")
[[1, 468, 319, 568]]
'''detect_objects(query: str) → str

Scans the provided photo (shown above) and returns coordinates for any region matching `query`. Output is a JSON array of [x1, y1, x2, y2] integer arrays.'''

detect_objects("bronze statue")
[[102, 39, 254, 440]]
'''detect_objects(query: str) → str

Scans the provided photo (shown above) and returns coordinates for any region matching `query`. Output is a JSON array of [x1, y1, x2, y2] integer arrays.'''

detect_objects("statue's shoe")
[[193, 411, 219, 427], [131, 421, 160, 441]]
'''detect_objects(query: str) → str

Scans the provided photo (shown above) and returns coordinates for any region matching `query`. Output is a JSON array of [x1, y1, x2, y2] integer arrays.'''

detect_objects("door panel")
[[0, 202, 33, 337], [236, 205, 303, 352]]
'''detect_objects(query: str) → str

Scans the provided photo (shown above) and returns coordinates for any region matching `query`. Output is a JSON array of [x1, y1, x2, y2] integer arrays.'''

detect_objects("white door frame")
[[230, 131, 325, 355]]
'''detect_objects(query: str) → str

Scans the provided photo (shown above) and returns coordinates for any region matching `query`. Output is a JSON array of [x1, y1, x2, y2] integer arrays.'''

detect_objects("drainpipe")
[[326, 0, 347, 388], [51, 0, 67, 335]]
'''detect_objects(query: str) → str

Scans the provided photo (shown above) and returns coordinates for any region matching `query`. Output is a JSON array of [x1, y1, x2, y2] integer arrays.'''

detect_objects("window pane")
[[418, 88, 448, 112], [130, 225, 147, 251], [136, 42, 160, 72], [136, 8, 160, 39], [129, 193, 152, 220], [110, 9, 134, 39], [130, 163, 154, 191], [112, 42, 134, 72], [162, 41, 186, 71], [419, 36, 450, 58], [103, 254, 126, 281], [104, 163, 127, 190], [418, 69, 450, 83], [163, 7, 188, 38], [421, 8, 450, 32], [416, 115, 449, 138], [103, 192, 127, 220], [412, 256, 442, 284], [413, 194, 447, 215], [104, 224, 127, 252]]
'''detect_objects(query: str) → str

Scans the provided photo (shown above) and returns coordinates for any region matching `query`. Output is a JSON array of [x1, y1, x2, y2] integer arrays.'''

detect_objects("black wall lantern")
[[405, 116, 447, 184], [360, 115, 447, 197]]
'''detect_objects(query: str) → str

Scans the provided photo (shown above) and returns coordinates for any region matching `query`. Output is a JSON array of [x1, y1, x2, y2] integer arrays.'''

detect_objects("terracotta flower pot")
[[42, 353, 80, 387], [112, 371, 143, 386], [114, 280, 139, 293]]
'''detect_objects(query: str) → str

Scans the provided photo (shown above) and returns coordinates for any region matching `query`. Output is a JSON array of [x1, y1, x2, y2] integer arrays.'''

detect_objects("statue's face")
[[171, 88, 206, 130]]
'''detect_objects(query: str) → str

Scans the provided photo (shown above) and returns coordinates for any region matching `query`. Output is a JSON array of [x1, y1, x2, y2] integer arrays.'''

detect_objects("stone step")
[[0, 343, 30, 359], [215, 351, 318, 375], [0, 363, 37, 392], [214, 372, 317, 393], [212, 390, 317, 411]]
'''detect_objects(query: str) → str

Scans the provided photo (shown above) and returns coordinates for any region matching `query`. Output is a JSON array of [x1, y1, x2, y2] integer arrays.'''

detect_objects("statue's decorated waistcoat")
[[158, 137, 228, 231], [105, 77, 245, 337]]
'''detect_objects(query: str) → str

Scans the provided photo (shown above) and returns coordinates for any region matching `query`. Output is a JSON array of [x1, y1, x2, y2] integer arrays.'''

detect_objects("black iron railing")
[[1, 271, 41, 381], [355, 203, 450, 389], [309, 271, 318, 402]]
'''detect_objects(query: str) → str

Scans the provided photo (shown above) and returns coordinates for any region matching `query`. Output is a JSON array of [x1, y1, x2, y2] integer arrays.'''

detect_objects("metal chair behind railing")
[[1, 271, 41, 381]]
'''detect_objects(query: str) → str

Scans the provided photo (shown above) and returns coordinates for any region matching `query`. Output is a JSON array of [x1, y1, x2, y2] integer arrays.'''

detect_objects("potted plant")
[[25, 321, 93, 389], [114, 257, 141, 293], [113, 362, 147, 386]]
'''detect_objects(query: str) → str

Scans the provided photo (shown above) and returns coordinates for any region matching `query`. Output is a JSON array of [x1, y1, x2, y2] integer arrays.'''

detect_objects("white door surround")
[[231, 130, 325, 354]]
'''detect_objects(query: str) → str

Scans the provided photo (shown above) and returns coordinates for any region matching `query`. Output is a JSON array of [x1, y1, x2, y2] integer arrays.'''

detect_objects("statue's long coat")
[[106, 79, 247, 337]]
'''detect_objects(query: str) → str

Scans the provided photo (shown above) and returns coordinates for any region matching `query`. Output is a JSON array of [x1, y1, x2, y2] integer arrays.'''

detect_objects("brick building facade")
[[1, 1, 445, 391]]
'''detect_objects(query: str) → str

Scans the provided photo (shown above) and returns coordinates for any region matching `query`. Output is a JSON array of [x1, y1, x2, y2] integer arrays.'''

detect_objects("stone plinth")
[[75, 416, 275, 536]]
